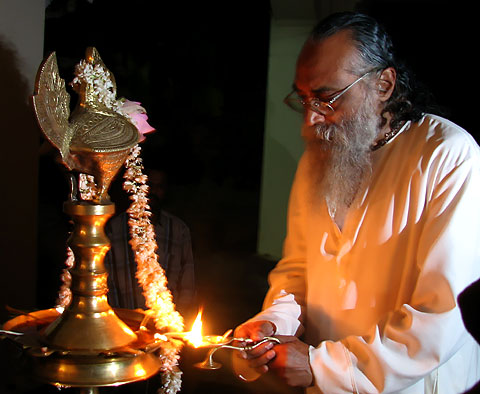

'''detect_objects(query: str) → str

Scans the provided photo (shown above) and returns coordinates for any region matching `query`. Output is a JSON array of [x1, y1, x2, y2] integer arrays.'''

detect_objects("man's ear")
[[377, 67, 396, 102]]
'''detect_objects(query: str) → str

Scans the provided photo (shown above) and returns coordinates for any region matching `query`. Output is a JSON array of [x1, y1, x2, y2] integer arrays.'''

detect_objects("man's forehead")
[[295, 30, 360, 91]]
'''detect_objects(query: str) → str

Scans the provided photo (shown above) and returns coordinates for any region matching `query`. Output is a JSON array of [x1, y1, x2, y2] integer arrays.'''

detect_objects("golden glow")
[[92, 312, 109, 318], [182, 310, 225, 348], [167, 308, 229, 347], [122, 325, 134, 335], [134, 365, 146, 377], [222, 329, 233, 339], [154, 333, 167, 341], [184, 309, 204, 348]]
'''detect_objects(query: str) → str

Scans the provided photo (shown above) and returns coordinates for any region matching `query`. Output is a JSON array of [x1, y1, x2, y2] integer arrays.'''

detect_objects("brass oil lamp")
[[2, 48, 181, 393]]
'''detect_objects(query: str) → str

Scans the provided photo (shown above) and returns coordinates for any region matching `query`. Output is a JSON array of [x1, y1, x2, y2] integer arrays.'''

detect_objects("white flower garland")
[[55, 57, 184, 394], [72, 59, 119, 111], [123, 145, 184, 393], [55, 246, 74, 310], [78, 173, 98, 201], [123, 145, 184, 332]]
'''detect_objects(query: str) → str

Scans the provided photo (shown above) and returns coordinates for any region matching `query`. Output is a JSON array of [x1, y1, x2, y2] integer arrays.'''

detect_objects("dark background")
[[30, 1, 478, 393], [359, 0, 477, 137], [36, 1, 279, 393]]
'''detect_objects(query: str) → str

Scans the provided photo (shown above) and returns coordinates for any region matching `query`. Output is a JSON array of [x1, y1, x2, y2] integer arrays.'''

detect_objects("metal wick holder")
[[194, 336, 280, 370]]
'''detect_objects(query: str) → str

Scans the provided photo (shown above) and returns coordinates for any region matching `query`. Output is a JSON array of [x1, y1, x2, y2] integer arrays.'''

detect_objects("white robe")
[[252, 115, 480, 393]]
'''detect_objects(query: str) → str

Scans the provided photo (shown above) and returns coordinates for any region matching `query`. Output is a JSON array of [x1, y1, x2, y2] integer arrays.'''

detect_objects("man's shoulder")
[[411, 114, 478, 149], [401, 114, 480, 162]]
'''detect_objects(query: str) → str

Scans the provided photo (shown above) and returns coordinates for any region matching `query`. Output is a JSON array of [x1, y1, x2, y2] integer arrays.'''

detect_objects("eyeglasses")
[[284, 71, 374, 116]]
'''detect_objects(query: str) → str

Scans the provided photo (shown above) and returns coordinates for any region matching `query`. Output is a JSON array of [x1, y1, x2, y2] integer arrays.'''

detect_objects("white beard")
[[305, 93, 380, 217]]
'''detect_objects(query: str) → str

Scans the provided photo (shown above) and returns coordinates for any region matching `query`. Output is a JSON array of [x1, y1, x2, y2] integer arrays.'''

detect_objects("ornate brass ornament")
[[32, 47, 139, 203]]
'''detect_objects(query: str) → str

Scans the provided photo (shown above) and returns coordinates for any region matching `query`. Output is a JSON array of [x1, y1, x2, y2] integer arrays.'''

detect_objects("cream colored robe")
[[253, 115, 480, 393]]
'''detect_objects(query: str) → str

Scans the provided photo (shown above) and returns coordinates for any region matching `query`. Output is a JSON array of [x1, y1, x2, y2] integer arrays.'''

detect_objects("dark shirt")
[[104, 211, 196, 317]]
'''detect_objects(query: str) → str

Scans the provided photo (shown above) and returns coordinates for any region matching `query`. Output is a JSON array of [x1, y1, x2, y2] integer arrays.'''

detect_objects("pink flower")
[[119, 99, 155, 142]]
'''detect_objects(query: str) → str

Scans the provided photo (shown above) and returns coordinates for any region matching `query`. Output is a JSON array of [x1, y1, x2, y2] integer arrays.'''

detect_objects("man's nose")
[[304, 107, 326, 126]]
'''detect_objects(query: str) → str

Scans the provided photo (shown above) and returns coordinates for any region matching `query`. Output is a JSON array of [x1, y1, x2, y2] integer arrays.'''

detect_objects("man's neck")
[[371, 113, 399, 151]]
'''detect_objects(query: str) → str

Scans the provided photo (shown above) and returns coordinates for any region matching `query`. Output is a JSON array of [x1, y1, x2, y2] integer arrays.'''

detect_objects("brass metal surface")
[[5, 47, 173, 390], [45, 201, 137, 351], [30, 351, 162, 387], [3, 308, 165, 387], [32, 47, 139, 203], [0, 201, 168, 388]]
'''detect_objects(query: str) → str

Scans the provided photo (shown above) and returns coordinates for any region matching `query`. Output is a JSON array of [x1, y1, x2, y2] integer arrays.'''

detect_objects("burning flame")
[[184, 309, 204, 348]]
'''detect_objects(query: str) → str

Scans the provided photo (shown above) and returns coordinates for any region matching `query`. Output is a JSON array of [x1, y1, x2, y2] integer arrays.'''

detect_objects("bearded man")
[[235, 12, 480, 394]]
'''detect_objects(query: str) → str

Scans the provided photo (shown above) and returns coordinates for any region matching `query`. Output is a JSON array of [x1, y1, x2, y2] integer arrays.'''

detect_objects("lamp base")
[[3, 308, 172, 388]]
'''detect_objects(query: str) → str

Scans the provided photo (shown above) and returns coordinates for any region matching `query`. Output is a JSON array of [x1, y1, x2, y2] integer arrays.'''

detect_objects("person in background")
[[105, 166, 196, 320], [235, 12, 480, 394]]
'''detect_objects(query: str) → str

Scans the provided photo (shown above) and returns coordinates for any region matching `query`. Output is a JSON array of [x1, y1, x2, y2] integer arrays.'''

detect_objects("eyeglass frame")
[[284, 69, 377, 116]]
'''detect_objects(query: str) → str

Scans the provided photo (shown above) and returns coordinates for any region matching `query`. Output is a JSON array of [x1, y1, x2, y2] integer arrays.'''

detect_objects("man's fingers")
[[247, 340, 275, 358], [273, 335, 297, 343], [255, 364, 269, 375], [234, 320, 276, 342], [234, 340, 275, 362], [248, 349, 276, 368]]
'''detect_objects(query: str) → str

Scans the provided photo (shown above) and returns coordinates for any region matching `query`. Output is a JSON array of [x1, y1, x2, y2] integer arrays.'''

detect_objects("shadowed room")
[[0, 1, 478, 393]]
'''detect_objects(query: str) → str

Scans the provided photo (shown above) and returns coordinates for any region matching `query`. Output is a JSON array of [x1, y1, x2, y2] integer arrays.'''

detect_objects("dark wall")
[[356, 0, 477, 140], [38, 0, 273, 318], [0, 38, 39, 323], [43, 0, 271, 188]]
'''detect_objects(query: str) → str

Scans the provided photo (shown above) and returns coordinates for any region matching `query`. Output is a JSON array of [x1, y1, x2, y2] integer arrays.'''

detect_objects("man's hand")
[[246, 335, 313, 387], [233, 320, 277, 377], [234, 320, 276, 341], [268, 336, 313, 387], [235, 321, 313, 387]]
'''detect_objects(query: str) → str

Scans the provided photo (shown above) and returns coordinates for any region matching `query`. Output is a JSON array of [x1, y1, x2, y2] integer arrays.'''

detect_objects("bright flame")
[[184, 309, 204, 348], [154, 333, 167, 341]]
